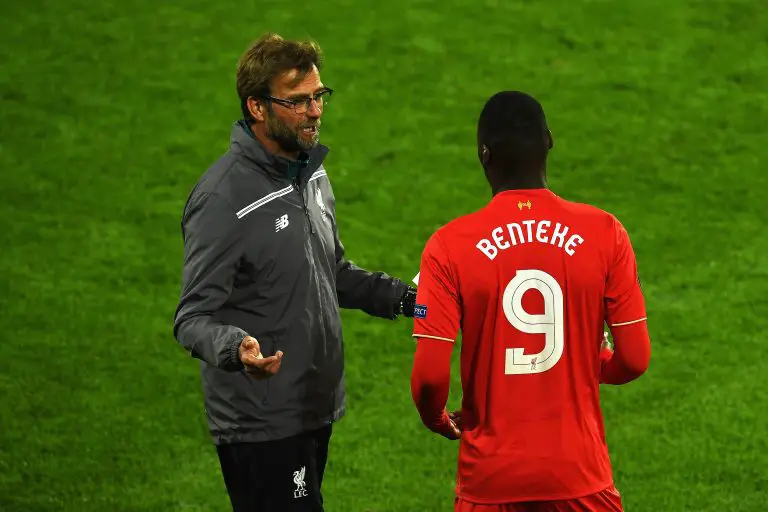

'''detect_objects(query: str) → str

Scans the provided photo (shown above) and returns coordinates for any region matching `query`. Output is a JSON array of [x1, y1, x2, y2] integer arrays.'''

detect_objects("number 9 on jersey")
[[502, 269, 565, 375]]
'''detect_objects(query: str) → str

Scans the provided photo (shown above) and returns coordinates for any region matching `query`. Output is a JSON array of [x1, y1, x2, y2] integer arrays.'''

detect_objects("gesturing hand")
[[239, 336, 283, 379], [429, 410, 462, 440]]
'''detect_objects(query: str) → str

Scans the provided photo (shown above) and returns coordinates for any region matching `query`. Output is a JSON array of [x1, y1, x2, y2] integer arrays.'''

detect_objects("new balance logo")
[[293, 466, 307, 499], [275, 214, 289, 232]]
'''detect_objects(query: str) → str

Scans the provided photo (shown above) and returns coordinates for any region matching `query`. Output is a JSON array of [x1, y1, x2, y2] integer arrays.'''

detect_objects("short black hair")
[[477, 91, 550, 171]]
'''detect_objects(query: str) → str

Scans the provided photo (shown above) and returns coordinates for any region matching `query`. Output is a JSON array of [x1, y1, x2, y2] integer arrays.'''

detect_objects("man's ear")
[[546, 129, 554, 150], [481, 144, 491, 166], [248, 97, 266, 122]]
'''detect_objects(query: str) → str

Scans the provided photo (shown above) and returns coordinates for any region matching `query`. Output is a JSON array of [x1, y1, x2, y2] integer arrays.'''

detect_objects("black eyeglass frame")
[[259, 87, 334, 114]]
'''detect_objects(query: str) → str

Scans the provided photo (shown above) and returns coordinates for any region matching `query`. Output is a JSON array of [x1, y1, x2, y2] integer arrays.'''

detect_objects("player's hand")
[[448, 410, 463, 431], [429, 410, 461, 440], [239, 336, 283, 379], [599, 332, 614, 363]]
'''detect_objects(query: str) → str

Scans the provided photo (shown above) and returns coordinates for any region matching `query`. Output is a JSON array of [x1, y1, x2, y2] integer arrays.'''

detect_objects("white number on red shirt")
[[502, 269, 565, 375]]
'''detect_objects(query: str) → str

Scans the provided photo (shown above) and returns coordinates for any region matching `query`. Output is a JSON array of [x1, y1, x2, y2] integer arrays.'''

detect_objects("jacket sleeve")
[[321, 174, 408, 318], [334, 231, 408, 319], [173, 191, 249, 371]]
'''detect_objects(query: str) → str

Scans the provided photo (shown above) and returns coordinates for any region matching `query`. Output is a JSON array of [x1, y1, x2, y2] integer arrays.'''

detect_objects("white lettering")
[[492, 227, 510, 249], [536, 220, 551, 244], [477, 239, 498, 260], [475, 220, 583, 259], [506, 223, 524, 245], [550, 222, 569, 248], [522, 220, 536, 243], [564, 234, 584, 256]]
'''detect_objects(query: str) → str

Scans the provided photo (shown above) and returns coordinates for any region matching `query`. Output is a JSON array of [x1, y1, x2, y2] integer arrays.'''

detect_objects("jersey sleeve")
[[412, 232, 460, 343], [605, 217, 647, 327]]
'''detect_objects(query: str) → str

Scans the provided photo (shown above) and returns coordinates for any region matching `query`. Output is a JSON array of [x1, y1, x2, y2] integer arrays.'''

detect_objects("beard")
[[266, 113, 321, 154]]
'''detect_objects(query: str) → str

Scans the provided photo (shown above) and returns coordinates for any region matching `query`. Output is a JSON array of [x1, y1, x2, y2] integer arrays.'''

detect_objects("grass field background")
[[1, 0, 767, 510]]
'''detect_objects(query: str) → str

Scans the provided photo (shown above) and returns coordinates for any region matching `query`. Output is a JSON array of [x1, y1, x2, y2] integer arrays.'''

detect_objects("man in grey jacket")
[[173, 33, 417, 512]]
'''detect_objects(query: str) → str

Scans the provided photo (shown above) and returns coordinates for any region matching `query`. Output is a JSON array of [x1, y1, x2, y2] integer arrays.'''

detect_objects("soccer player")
[[410, 91, 651, 512]]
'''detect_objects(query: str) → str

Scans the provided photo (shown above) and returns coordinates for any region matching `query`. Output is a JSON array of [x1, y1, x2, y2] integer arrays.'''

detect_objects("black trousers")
[[216, 425, 332, 512]]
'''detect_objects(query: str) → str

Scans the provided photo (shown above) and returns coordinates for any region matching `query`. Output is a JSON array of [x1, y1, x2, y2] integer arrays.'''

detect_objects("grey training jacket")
[[173, 121, 408, 444]]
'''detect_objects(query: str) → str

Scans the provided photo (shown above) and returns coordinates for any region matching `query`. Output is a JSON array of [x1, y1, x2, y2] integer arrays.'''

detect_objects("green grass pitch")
[[1, 0, 766, 510]]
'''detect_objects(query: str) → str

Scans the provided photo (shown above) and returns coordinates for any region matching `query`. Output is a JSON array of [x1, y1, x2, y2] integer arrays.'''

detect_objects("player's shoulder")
[[550, 191, 623, 231], [416, 207, 484, 262], [429, 206, 489, 242]]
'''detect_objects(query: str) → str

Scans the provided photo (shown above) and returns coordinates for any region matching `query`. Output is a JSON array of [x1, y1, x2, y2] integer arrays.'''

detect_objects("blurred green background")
[[1, 0, 766, 510]]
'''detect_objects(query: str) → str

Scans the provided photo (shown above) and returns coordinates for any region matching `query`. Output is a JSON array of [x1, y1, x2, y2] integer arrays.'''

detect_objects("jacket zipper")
[[293, 178, 315, 234], [293, 177, 327, 357]]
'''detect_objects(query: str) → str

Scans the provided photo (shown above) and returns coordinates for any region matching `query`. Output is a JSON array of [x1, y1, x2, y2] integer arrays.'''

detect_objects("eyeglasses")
[[262, 88, 333, 114]]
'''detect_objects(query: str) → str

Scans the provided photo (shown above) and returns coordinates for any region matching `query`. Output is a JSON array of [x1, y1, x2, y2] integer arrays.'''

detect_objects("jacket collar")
[[230, 119, 329, 181]]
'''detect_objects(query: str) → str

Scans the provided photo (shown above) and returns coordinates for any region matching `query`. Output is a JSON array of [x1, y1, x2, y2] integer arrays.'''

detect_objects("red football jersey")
[[413, 188, 647, 503]]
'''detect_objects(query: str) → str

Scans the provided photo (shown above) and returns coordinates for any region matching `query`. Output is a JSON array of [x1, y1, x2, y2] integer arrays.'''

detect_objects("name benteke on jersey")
[[476, 219, 585, 260]]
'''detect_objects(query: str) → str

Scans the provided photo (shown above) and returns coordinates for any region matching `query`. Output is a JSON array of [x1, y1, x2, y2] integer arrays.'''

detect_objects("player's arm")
[[601, 322, 650, 384], [601, 218, 651, 385], [173, 191, 250, 371], [410, 233, 461, 440]]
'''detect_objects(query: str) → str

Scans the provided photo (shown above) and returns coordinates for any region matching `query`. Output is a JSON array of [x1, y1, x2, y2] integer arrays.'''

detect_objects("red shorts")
[[455, 485, 623, 512]]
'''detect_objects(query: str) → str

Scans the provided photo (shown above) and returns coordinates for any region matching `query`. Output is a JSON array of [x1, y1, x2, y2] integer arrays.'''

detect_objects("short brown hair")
[[236, 33, 323, 120]]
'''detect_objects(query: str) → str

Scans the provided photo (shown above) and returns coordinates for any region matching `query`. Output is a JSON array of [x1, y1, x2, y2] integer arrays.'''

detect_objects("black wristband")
[[400, 286, 417, 317]]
